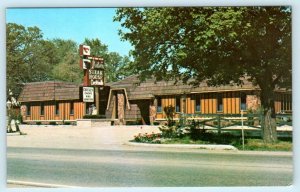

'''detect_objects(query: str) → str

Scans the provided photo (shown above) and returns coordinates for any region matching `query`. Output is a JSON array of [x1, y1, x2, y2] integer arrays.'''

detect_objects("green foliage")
[[234, 139, 292, 151], [125, 119, 143, 125], [115, 7, 291, 143], [49, 122, 57, 125], [51, 39, 82, 83], [6, 23, 134, 103], [159, 105, 186, 138], [6, 23, 54, 100], [115, 7, 291, 87], [189, 120, 207, 140], [164, 105, 175, 126], [83, 115, 106, 119], [133, 132, 162, 143]]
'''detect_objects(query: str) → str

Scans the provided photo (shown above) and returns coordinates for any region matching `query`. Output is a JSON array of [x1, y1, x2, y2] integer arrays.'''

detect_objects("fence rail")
[[176, 113, 292, 134]]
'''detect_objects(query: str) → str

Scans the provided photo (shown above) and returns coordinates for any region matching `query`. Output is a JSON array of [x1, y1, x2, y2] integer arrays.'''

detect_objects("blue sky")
[[6, 8, 132, 56]]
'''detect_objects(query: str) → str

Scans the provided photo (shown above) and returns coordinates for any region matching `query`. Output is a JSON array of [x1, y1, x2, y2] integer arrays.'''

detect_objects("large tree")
[[114, 7, 291, 143], [51, 39, 82, 83], [6, 23, 55, 101]]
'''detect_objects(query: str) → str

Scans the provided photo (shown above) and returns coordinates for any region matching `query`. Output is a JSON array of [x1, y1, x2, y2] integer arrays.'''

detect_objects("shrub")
[[63, 122, 71, 125], [164, 105, 175, 126], [36, 121, 42, 125], [83, 115, 106, 119], [126, 119, 143, 125], [49, 122, 57, 125], [189, 120, 207, 140], [133, 132, 162, 143]]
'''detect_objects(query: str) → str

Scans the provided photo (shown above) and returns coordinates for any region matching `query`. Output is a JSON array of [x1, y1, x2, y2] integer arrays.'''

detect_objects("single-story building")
[[18, 75, 292, 125]]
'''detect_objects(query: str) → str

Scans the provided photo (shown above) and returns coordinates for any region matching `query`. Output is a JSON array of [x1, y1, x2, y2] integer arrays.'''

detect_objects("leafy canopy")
[[114, 7, 291, 90]]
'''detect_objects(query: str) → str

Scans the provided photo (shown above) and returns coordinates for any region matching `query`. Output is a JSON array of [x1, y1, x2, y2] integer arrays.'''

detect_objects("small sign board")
[[92, 59, 104, 70], [82, 87, 94, 102], [91, 79, 104, 86], [81, 59, 91, 69], [79, 45, 91, 56]]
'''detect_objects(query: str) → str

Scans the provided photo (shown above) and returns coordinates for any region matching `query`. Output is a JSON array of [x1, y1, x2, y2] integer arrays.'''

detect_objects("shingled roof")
[[18, 81, 80, 102], [109, 75, 259, 100]]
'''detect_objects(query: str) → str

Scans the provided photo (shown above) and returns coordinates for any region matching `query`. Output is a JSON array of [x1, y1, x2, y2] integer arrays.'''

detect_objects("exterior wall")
[[105, 94, 115, 119], [20, 90, 292, 123], [21, 100, 85, 122], [154, 91, 292, 120], [275, 92, 292, 113], [155, 91, 264, 119], [117, 92, 125, 125], [124, 100, 150, 124]]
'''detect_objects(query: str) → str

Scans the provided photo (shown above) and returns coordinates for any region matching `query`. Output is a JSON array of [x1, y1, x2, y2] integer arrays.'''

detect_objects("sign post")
[[79, 45, 105, 116], [241, 110, 245, 150]]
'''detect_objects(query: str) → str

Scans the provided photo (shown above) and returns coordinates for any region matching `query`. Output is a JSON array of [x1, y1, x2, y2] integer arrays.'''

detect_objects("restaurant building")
[[18, 75, 292, 125]]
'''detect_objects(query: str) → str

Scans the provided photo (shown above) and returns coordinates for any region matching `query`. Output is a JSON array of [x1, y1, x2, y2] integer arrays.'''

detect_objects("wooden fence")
[[177, 113, 292, 135]]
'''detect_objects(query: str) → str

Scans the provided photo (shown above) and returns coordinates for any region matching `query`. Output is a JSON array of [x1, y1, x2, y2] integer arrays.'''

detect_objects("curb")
[[6, 132, 21, 136], [125, 142, 238, 151], [7, 180, 81, 188]]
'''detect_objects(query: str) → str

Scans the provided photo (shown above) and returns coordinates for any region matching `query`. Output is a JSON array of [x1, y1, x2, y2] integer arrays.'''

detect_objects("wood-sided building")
[[106, 76, 291, 125], [18, 76, 292, 125], [18, 81, 85, 123]]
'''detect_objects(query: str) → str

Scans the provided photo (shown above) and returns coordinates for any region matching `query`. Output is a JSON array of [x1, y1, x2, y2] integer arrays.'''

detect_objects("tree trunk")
[[262, 108, 277, 143], [260, 86, 278, 143]]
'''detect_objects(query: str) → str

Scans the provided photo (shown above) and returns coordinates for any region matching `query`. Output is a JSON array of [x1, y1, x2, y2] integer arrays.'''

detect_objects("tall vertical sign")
[[79, 45, 105, 116], [79, 45, 105, 88]]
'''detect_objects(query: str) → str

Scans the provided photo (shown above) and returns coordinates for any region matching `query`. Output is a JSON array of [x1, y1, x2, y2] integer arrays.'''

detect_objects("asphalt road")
[[7, 146, 293, 187]]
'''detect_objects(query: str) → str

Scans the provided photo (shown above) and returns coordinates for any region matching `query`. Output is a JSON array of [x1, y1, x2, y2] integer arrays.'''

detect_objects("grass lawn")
[[132, 132, 292, 151], [160, 137, 292, 151]]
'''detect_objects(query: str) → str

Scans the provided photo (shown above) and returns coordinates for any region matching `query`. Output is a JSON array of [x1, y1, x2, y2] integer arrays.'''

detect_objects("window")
[[281, 93, 292, 112], [195, 95, 201, 112], [26, 104, 31, 116], [217, 93, 223, 112], [157, 97, 162, 113], [70, 102, 74, 115], [175, 97, 181, 112], [241, 92, 247, 111], [40, 102, 44, 115], [55, 102, 59, 115]]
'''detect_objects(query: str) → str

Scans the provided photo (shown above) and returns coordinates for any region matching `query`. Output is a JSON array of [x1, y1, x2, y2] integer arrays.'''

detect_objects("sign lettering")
[[89, 69, 104, 79], [82, 87, 94, 102]]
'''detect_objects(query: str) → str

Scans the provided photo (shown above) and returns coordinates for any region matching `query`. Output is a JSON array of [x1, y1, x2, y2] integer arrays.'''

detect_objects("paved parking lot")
[[7, 125, 160, 150]]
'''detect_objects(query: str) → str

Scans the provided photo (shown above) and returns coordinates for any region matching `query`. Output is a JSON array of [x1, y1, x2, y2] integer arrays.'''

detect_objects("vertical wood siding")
[[24, 100, 85, 122], [154, 91, 258, 119], [274, 92, 292, 113]]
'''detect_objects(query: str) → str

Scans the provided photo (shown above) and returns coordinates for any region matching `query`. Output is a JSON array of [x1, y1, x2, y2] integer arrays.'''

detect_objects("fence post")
[[241, 110, 245, 150], [260, 112, 265, 138], [217, 114, 221, 135]]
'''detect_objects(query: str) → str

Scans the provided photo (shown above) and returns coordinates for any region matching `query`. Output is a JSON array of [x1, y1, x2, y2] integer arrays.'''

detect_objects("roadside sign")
[[82, 87, 94, 102], [79, 45, 91, 56], [91, 79, 104, 86], [81, 59, 91, 69], [92, 59, 104, 70]]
